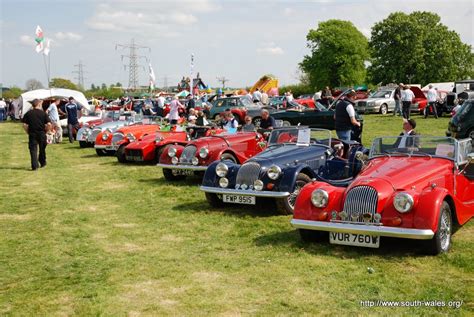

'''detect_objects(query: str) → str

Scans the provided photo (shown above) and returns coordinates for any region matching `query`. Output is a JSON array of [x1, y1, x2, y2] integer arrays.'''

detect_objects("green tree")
[[300, 19, 369, 90], [2, 87, 23, 99], [101, 83, 107, 90], [368, 11, 473, 85], [49, 78, 77, 90], [90, 84, 96, 91]]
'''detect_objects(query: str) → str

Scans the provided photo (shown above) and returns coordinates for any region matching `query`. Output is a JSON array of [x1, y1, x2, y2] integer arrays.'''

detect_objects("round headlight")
[[216, 162, 228, 177], [393, 192, 414, 213], [101, 133, 108, 141], [219, 177, 229, 188], [254, 180, 264, 191], [191, 157, 199, 166], [311, 189, 329, 208], [171, 156, 179, 165], [199, 147, 209, 159], [267, 165, 282, 180], [168, 146, 177, 157]]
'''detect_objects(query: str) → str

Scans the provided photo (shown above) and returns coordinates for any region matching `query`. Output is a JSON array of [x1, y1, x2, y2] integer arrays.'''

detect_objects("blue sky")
[[1, 0, 473, 90]]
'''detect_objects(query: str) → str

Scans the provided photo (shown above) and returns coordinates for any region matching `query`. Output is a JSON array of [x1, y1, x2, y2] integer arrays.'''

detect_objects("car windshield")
[[268, 127, 331, 147], [370, 136, 472, 163], [454, 101, 472, 119], [371, 90, 392, 98]]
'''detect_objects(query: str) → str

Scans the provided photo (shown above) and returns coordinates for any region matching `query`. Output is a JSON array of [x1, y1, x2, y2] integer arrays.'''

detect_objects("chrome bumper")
[[156, 163, 207, 171], [291, 219, 434, 240], [200, 186, 290, 198], [94, 144, 118, 150]]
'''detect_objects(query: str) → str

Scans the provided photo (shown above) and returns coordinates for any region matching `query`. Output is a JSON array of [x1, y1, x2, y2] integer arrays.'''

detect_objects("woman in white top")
[[168, 96, 184, 124]]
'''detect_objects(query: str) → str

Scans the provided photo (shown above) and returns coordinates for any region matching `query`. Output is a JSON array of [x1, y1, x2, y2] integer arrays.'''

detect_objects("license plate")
[[222, 194, 256, 205], [172, 169, 194, 176], [329, 232, 380, 248], [106, 145, 117, 150]]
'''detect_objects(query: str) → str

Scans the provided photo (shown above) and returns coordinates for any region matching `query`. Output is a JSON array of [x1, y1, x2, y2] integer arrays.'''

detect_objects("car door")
[[454, 139, 474, 223], [307, 110, 335, 130]]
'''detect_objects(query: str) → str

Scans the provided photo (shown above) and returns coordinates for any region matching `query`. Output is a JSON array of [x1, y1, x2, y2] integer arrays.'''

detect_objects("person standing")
[[46, 98, 63, 143], [425, 84, 438, 119], [22, 99, 51, 170], [252, 88, 262, 103], [65, 97, 82, 143], [168, 96, 184, 125], [261, 90, 269, 105], [334, 90, 361, 142], [186, 94, 195, 113], [401, 85, 414, 119], [321, 86, 332, 106], [393, 83, 403, 116], [313, 90, 322, 105], [0, 98, 6, 122]]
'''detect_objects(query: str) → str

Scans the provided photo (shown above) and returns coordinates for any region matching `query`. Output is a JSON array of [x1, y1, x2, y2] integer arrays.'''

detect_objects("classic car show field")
[[0, 115, 473, 315]]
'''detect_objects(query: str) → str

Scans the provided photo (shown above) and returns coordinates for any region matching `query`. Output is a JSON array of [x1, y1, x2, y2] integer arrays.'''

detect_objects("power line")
[[216, 76, 229, 89], [72, 60, 86, 89], [115, 38, 150, 90]]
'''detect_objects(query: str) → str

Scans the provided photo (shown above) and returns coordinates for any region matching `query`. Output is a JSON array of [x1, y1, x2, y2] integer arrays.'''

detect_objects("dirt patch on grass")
[[0, 213, 32, 221], [105, 242, 144, 253], [113, 223, 138, 228], [160, 234, 183, 242], [192, 271, 222, 283]]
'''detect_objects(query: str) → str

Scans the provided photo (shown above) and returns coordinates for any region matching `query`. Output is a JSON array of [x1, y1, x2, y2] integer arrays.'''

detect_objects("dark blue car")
[[200, 127, 366, 214]]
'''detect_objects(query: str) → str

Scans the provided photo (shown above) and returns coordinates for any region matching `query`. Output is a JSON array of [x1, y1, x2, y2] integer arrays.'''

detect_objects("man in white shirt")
[[401, 85, 415, 119], [0, 98, 6, 122], [46, 98, 63, 142], [425, 84, 438, 119], [252, 89, 262, 103], [397, 119, 418, 148], [313, 91, 322, 104]]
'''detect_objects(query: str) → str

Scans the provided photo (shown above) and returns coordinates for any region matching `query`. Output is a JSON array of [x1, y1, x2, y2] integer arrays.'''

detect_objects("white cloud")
[[256, 42, 284, 55], [55, 32, 83, 41], [19, 35, 33, 46], [283, 7, 294, 16]]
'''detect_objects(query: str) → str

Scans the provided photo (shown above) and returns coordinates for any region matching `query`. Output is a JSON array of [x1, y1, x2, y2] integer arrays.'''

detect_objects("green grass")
[[0, 114, 472, 316]]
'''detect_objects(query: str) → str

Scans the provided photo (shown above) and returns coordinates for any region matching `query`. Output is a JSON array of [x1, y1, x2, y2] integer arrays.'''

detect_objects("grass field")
[[0, 114, 473, 316]]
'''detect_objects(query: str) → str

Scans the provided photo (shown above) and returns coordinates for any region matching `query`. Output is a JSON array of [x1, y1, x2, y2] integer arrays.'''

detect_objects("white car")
[[355, 89, 396, 115]]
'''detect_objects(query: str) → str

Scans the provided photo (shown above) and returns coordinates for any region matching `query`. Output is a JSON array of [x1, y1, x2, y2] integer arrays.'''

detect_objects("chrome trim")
[[94, 145, 107, 149], [156, 163, 207, 171], [200, 186, 290, 198], [291, 219, 434, 240]]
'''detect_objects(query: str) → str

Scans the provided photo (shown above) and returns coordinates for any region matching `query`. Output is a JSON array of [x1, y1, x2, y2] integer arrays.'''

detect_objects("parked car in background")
[[157, 131, 267, 181], [201, 127, 366, 214], [76, 110, 124, 147], [446, 99, 474, 139], [292, 135, 474, 255], [355, 89, 396, 115]]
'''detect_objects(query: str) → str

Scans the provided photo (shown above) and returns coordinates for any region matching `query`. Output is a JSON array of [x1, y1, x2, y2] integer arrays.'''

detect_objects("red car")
[[157, 131, 267, 181], [122, 126, 225, 163], [409, 86, 428, 113], [95, 122, 160, 156], [291, 135, 474, 255]]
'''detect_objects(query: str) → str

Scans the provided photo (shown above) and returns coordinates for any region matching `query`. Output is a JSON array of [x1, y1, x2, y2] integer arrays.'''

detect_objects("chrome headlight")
[[393, 192, 414, 213], [171, 156, 179, 165], [126, 133, 136, 141], [267, 165, 281, 180], [216, 162, 228, 177], [101, 133, 108, 141], [219, 177, 229, 188], [191, 157, 199, 166], [311, 189, 329, 208], [254, 180, 264, 191], [168, 146, 177, 157], [199, 147, 209, 159]]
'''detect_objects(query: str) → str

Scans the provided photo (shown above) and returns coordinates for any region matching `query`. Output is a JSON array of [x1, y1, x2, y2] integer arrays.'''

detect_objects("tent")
[[175, 90, 190, 98], [19, 88, 90, 117]]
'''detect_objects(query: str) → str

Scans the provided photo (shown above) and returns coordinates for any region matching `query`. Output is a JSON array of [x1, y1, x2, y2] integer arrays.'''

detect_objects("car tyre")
[[276, 173, 312, 215], [205, 193, 224, 208], [96, 149, 107, 156], [299, 229, 328, 243], [424, 201, 452, 255], [468, 128, 474, 140], [79, 141, 89, 148], [379, 104, 388, 115], [220, 153, 237, 163], [282, 120, 291, 127], [116, 145, 127, 163], [162, 168, 186, 181]]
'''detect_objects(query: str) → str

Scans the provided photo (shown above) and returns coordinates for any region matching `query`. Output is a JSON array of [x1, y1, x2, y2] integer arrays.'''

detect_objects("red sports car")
[[291, 135, 474, 255], [122, 126, 224, 163], [157, 131, 267, 181]]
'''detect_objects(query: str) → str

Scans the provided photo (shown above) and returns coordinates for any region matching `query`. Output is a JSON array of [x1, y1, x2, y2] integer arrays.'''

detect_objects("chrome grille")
[[89, 128, 102, 142], [236, 162, 261, 186], [180, 145, 197, 163], [343, 186, 378, 223]]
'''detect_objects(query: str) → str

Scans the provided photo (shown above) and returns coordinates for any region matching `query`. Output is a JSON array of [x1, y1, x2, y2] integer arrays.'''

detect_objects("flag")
[[148, 63, 156, 90], [43, 39, 51, 56], [190, 53, 194, 76], [35, 25, 44, 53]]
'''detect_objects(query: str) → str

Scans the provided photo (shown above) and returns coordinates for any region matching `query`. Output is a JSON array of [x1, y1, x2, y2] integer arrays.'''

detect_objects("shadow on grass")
[[254, 229, 425, 259], [81, 154, 101, 159], [138, 176, 203, 186], [171, 200, 283, 218], [0, 166, 31, 171]]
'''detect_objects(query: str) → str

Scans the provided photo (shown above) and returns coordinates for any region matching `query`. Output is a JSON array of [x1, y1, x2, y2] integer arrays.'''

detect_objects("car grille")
[[126, 149, 143, 159], [356, 101, 367, 109], [180, 145, 197, 164], [236, 162, 261, 186], [89, 128, 102, 142], [343, 186, 378, 223]]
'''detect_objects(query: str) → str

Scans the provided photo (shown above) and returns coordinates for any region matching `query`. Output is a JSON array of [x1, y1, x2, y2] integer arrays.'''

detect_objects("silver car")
[[355, 89, 395, 115]]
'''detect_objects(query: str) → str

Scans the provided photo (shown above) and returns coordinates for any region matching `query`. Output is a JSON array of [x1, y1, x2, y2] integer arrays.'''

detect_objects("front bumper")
[[200, 186, 290, 198], [157, 163, 207, 171], [95, 144, 119, 151], [291, 219, 434, 240]]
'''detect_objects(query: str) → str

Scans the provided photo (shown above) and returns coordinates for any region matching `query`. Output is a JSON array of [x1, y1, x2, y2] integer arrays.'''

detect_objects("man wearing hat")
[[396, 118, 418, 148], [22, 99, 52, 170]]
